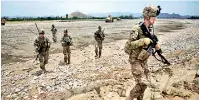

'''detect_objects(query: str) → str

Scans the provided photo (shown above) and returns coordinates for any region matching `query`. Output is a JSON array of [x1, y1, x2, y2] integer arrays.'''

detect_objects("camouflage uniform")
[[125, 5, 161, 100], [51, 24, 57, 42], [61, 29, 72, 64], [94, 26, 105, 58], [34, 30, 51, 72]]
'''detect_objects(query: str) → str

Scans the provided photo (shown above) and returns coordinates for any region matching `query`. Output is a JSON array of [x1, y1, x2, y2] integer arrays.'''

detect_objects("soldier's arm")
[[69, 36, 73, 45], [46, 38, 51, 48], [129, 25, 139, 40], [34, 39, 39, 52], [69, 36, 72, 40], [102, 31, 105, 37], [94, 31, 98, 40], [61, 36, 65, 46], [129, 25, 152, 49], [129, 38, 152, 49]]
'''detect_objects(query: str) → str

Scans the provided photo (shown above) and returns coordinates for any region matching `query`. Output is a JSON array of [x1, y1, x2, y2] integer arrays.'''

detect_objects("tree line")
[[1, 14, 138, 21]]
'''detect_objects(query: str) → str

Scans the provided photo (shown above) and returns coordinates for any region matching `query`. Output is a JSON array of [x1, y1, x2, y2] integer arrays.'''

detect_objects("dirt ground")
[[1, 19, 199, 100]]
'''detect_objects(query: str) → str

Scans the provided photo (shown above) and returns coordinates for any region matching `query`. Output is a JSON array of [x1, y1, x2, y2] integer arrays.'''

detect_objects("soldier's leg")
[[43, 52, 49, 72], [128, 61, 148, 100], [44, 51, 49, 64], [137, 84, 147, 100], [67, 46, 71, 64], [136, 61, 149, 100], [63, 47, 68, 63], [54, 34, 57, 42], [52, 34, 54, 41], [52, 33, 56, 42], [39, 53, 45, 71], [98, 41, 102, 58], [95, 42, 98, 57]]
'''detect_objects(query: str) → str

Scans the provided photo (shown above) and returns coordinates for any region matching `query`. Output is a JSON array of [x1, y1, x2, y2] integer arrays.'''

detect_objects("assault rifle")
[[146, 35, 171, 65], [35, 23, 40, 61], [140, 22, 170, 65]]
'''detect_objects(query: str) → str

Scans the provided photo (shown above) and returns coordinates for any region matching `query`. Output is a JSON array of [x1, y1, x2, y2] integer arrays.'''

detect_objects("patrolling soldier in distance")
[[51, 24, 57, 42], [61, 29, 72, 64], [124, 5, 162, 100], [34, 29, 51, 73], [94, 26, 105, 58]]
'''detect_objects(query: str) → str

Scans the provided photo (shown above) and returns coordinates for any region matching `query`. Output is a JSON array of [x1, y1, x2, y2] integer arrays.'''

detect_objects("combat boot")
[[40, 64, 47, 73]]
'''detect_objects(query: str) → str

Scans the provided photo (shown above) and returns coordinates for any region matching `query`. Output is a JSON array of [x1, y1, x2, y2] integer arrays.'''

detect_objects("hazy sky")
[[1, 0, 199, 17]]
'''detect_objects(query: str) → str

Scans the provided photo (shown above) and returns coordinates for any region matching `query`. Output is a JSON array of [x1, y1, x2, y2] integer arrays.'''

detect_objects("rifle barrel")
[[35, 23, 39, 32]]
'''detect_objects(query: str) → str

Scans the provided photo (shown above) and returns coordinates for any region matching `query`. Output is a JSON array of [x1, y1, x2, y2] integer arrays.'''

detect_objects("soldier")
[[34, 29, 51, 73], [51, 24, 57, 42], [61, 29, 72, 64], [124, 5, 162, 100], [94, 26, 105, 58]]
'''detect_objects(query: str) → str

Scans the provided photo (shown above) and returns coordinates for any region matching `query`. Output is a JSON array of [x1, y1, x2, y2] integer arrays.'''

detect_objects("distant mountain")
[[158, 13, 191, 19], [88, 12, 193, 19], [88, 12, 142, 17], [68, 11, 89, 18]]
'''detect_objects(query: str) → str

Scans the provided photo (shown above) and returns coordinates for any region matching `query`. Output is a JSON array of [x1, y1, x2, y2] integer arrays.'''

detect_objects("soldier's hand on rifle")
[[155, 43, 161, 50], [155, 44, 162, 53]]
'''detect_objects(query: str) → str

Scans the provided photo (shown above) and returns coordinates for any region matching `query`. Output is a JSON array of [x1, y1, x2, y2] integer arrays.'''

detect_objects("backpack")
[[124, 25, 140, 55], [124, 40, 132, 55]]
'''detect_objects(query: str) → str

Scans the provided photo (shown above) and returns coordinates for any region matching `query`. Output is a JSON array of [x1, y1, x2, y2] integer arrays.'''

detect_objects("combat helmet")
[[143, 5, 162, 18], [39, 29, 45, 34], [98, 26, 102, 30], [64, 29, 68, 33]]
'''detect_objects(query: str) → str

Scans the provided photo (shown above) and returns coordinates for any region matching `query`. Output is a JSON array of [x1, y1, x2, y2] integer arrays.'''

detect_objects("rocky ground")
[[1, 19, 199, 100]]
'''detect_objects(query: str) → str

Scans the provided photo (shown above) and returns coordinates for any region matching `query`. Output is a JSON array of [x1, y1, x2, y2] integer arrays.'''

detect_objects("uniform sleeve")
[[61, 36, 65, 46], [130, 25, 139, 40], [129, 39, 146, 49], [102, 31, 105, 37], [69, 36, 73, 45], [129, 25, 146, 49], [34, 39, 39, 52], [69, 36, 72, 40], [46, 38, 51, 47], [34, 38, 39, 48], [94, 31, 98, 40]]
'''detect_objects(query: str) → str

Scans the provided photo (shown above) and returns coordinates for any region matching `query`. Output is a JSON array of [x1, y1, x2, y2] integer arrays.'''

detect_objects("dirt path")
[[1, 19, 199, 100]]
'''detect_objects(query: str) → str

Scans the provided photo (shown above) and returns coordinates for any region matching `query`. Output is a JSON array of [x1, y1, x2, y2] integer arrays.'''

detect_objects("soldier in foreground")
[[51, 24, 57, 42], [124, 5, 162, 100], [34, 29, 51, 73], [61, 29, 72, 64], [94, 26, 105, 58]]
